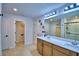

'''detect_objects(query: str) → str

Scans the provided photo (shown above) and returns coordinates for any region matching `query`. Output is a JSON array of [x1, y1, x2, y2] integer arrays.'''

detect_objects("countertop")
[[37, 35, 79, 53]]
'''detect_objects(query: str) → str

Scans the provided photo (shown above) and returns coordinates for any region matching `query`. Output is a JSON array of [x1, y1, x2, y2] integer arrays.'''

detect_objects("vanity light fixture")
[[52, 11, 56, 15], [45, 14, 49, 17], [76, 3, 79, 6], [49, 13, 52, 16], [45, 13, 52, 17], [44, 10, 56, 18], [64, 7, 69, 11], [13, 8, 18, 11], [64, 3, 79, 11], [70, 4, 74, 8]]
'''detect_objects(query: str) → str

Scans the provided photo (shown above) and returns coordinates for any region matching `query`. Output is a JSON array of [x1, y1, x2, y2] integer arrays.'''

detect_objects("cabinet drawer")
[[53, 45, 70, 55]]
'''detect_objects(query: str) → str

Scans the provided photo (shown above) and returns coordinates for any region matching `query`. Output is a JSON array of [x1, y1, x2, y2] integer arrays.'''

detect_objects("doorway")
[[15, 21, 25, 47], [55, 19, 61, 37]]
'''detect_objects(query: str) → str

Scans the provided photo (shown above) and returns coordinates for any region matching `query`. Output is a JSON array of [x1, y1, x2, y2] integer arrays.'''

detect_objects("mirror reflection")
[[44, 16, 79, 41], [45, 17, 61, 37]]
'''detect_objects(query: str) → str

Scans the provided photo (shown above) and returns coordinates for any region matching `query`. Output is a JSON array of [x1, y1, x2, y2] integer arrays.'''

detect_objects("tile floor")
[[2, 42, 41, 56]]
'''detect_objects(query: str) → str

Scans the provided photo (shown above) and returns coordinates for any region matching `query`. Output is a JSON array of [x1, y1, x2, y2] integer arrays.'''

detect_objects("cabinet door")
[[37, 38, 43, 55], [53, 49, 66, 56], [53, 45, 70, 55], [69, 51, 77, 56], [53, 45, 77, 56], [43, 41, 52, 56]]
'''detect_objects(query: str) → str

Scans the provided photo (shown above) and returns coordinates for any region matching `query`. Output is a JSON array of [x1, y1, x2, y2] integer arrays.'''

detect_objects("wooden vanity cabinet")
[[37, 38, 43, 55], [52, 45, 77, 56], [69, 51, 77, 56], [43, 41, 53, 56], [78, 53, 79, 56], [53, 45, 70, 56], [37, 38, 78, 56]]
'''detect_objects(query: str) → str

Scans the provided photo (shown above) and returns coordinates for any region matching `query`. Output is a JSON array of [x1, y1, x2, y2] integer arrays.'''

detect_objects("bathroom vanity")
[[37, 36, 79, 56], [37, 7, 79, 56]]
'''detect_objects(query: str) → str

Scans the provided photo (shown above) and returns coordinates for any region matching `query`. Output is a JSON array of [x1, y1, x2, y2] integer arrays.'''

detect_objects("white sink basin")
[[38, 35, 79, 53], [42, 35, 79, 48], [64, 42, 79, 48]]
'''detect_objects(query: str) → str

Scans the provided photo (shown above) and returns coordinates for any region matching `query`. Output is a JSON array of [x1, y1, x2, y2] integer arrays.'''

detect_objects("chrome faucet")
[[71, 40, 79, 45]]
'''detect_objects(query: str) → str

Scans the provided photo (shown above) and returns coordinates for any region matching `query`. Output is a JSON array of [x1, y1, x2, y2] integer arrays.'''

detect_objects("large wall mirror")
[[44, 10, 79, 41], [64, 16, 79, 41], [45, 17, 61, 37]]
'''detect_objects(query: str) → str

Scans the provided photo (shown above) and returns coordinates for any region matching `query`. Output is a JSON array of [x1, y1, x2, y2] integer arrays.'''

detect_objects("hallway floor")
[[2, 42, 41, 56]]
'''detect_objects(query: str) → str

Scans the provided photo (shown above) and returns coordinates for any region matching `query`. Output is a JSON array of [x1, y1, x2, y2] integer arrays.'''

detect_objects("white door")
[[0, 16, 1, 56], [1, 18, 10, 50]]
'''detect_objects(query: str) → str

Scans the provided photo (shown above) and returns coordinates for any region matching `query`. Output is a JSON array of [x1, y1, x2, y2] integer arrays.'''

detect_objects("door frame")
[[14, 19, 26, 47]]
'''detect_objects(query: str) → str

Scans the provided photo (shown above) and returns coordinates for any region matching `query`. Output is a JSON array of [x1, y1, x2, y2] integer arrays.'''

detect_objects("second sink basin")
[[64, 42, 79, 48]]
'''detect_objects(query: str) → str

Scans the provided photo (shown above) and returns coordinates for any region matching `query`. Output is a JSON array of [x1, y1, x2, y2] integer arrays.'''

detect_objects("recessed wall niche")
[[40, 23, 42, 25], [42, 26, 45, 29], [42, 31, 45, 33], [39, 20, 41, 23]]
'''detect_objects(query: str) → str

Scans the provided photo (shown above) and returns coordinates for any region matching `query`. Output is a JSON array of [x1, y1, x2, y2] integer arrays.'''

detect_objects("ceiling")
[[2, 3, 67, 18]]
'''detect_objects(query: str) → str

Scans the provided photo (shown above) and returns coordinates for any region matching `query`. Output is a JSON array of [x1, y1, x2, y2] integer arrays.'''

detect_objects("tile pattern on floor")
[[2, 43, 41, 56]]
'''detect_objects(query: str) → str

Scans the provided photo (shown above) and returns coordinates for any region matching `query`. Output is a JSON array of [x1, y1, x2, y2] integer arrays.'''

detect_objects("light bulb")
[[13, 8, 18, 11]]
